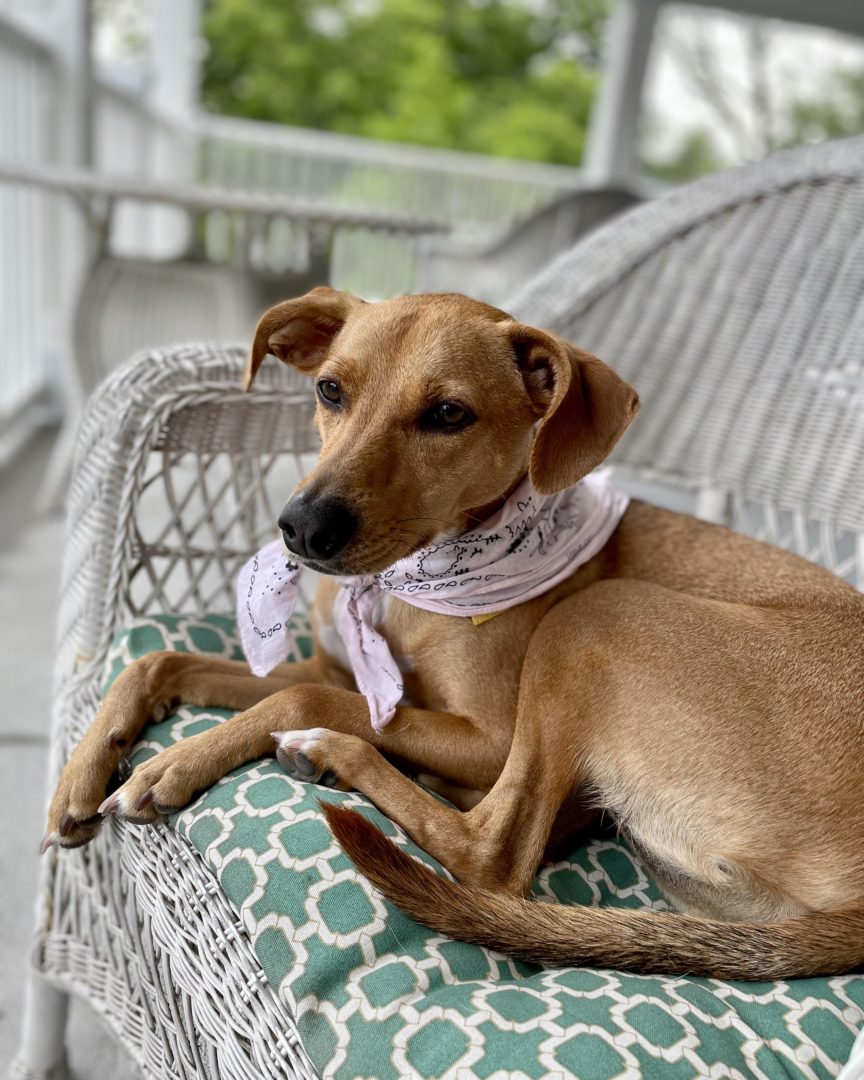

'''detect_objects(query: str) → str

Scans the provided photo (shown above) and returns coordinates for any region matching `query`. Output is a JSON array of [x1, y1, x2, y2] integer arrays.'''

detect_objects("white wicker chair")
[[12, 134, 864, 1079]]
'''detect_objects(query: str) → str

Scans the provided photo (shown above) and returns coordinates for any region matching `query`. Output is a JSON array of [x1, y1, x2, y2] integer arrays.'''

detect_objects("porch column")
[[583, 0, 662, 188], [149, 0, 203, 123], [130, 0, 203, 256]]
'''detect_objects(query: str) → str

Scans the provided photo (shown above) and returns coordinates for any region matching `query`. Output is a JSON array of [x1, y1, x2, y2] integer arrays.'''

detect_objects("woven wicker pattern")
[[41, 347, 322, 1078], [24, 136, 864, 1080], [56, 345, 317, 708]]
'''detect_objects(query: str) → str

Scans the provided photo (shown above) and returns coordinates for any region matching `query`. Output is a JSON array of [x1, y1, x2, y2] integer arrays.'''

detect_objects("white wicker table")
[[0, 161, 449, 233]]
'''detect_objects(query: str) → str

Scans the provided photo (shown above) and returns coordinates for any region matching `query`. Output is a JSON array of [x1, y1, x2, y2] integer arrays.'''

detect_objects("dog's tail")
[[322, 805, 864, 980]]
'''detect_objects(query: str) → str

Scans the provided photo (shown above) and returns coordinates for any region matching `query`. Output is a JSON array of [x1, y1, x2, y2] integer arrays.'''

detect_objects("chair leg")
[[8, 970, 70, 1080], [35, 415, 80, 516]]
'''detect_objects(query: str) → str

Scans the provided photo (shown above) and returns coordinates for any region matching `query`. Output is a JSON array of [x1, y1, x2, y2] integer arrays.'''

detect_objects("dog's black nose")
[[278, 496, 358, 563]]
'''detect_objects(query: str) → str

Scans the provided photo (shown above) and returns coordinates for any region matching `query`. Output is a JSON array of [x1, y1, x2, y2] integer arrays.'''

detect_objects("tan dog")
[[45, 288, 864, 980]]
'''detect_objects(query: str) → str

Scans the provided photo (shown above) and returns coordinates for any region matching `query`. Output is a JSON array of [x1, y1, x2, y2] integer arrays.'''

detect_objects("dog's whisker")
[[394, 516, 454, 529]]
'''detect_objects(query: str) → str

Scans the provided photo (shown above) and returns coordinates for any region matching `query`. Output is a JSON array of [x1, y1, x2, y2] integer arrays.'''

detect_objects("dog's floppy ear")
[[244, 286, 365, 391], [505, 322, 639, 494]]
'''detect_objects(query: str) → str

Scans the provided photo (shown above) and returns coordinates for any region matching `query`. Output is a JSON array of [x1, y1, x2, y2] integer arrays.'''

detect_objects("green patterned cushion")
[[106, 615, 864, 1079]]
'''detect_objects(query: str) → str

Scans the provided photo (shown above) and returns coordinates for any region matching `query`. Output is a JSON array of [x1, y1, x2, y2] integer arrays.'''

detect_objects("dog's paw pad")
[[273, 728, 340, 785], [150, 695, 180, 724]]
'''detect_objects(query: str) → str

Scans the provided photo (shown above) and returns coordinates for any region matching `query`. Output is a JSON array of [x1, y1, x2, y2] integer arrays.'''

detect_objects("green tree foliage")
[[201, 0, 607, 166]]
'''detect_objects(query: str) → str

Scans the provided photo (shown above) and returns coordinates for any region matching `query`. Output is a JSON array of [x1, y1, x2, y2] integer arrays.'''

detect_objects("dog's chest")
[[317, 590, 415, 682]]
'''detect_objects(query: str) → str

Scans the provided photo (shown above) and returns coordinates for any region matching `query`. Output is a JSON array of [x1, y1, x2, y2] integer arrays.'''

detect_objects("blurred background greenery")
[[200, 0, 605, 167], [192, 0, 864, 180], [97, 0, 864, 184]]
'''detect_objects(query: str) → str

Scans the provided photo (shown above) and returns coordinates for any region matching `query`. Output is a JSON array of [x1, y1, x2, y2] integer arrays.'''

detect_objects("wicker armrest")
[[57, 342, 317, 691], [40, 345, 322, 1079]]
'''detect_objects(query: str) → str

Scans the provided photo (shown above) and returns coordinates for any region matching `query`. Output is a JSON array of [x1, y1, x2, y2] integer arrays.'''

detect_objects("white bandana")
[[237, 470, 628, 732]]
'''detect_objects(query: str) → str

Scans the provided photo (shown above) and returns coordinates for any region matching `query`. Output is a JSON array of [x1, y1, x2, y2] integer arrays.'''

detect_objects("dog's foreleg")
[[43, 653, 324, 850], [99, 683, 509, 860]]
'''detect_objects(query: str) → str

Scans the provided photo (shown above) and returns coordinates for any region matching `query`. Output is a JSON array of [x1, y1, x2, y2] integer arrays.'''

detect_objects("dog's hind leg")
[[324, 585, 647, 895], [274, 670, 586, 894], [307, 671, 582, 895]]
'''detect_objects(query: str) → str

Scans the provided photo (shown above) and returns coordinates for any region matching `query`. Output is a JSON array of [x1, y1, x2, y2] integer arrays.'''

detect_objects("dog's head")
[[246, 287, 638, 575]]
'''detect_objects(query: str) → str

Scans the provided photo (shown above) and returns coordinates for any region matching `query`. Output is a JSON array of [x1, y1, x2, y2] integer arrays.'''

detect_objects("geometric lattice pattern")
[[107, 615, 864, 1080], [128, 449, 318, 619]]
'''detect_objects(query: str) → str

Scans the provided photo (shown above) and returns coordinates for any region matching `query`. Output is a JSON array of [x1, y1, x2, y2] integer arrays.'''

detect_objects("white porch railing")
[[96, 80, 198, 259], [198, 114, 584, 238], [196, 115, 585, 299]]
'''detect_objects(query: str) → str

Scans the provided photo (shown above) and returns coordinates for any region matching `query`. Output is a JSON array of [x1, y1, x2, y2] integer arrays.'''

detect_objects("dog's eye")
[[421, 401, 475, 432], [317, 379, 342, 407]]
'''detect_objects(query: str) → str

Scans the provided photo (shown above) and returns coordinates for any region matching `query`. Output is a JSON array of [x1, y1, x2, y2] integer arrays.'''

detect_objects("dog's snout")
[[278, 496, 358, 563]]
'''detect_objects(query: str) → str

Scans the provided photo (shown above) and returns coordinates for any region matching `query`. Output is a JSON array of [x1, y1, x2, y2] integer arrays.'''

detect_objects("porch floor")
[[0, 430, 139, 1080]]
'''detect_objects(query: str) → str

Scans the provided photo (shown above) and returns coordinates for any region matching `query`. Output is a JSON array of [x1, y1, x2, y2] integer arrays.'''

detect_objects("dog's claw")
[[59, 814, 78, 837], [98, 793, 121, 816], [42, 811, 104, 852], [99, 788, 159, 825]]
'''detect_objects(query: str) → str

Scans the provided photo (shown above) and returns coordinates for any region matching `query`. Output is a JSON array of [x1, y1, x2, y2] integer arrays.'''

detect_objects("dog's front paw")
[[42, 752, 133, 852], [273, 728, 355, 790], [99, 737, 207, 825], [42, 651, 190, 852], [42, 800, 104, 853]]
